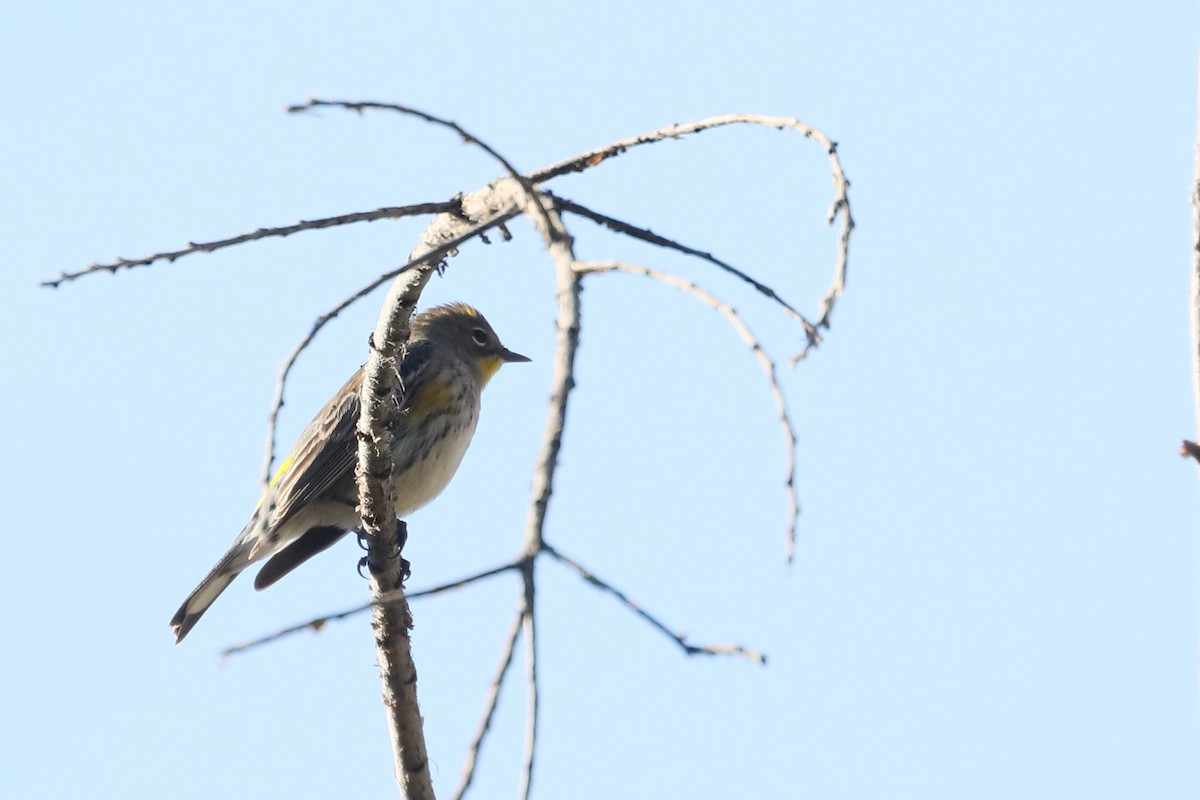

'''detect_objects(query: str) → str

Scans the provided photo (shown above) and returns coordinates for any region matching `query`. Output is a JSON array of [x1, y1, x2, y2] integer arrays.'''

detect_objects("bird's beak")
[[500, 347, 531, 363]]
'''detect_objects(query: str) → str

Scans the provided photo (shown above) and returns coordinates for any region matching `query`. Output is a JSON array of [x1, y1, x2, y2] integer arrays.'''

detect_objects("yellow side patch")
[[407, 379, 455, 418], [270, 456, 294, 488]]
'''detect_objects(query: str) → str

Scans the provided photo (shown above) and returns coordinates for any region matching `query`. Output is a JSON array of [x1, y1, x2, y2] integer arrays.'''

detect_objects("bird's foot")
[[355, 520, 410, 582]]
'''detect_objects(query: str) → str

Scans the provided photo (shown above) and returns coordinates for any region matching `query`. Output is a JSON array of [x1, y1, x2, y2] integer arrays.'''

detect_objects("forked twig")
[[453, 608, 526, 800]]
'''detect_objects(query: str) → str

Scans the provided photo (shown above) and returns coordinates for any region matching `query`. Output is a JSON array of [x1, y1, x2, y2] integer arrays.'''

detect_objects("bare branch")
[[575, 259, 800, 561], [552, 193, 820, 351], [522, 200, 582, 554], [518, 564, 538, 800], [544, 543, 767, 665], [811, 139, 854, 358], [353, 189, 530, 790], [40, 203, 454, 288], [389, 561, 521, 602], [453, 608, 525, 800], [290, 100, 524, 177], [219, 560, 522, 658], [357, 174, 535, 797], [512, 195, 580, 800]]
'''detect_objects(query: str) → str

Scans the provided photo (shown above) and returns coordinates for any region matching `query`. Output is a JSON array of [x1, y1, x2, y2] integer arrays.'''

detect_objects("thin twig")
[[41, 203, 454, 288], [521, 199, 581, 553], [510, 195, 581, 800], [289, 100, 525, 179], [518, 564, 538, 800], [219, 560, 522, 658], [453, 608, 526, 800], [574, 260, 801, 561], [552, 193, 820, 348], [289, 98, 558, 256], [544, 543, 767, 665]]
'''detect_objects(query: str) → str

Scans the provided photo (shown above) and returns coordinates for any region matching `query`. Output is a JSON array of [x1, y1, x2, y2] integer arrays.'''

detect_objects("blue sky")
[[4, 2, 1200, 798]]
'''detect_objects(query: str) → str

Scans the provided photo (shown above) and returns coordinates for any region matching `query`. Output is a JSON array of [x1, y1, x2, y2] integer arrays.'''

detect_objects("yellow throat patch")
[[479, 355, 503, 385]]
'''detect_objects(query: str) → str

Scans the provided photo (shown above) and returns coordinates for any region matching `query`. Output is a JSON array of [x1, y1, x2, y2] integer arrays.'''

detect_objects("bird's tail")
[[169, 536, 257, 644]]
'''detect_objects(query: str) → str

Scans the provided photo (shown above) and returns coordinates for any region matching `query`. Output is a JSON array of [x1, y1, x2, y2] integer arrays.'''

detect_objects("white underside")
[[394, 416, 478, 517]]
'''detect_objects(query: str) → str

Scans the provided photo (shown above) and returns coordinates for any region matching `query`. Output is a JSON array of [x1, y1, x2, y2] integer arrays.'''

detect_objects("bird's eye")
[[471, 328, 489, 346]]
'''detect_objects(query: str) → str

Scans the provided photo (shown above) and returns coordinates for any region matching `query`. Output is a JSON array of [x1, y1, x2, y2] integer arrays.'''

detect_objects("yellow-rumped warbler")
[[170, 303, 529, 643]]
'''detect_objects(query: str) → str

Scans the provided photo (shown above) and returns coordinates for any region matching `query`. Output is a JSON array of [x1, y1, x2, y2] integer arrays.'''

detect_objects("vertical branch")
[[517, 196, 583, 798], [517, 580, 538, 800], [359, 269, 436, 800], [360, 180, 526, 798], [523, 199, 582, 551]]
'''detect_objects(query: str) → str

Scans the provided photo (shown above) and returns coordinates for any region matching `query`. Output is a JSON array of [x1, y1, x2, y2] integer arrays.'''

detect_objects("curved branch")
[[289, 98, 559, 252], [575, 259, 801, 562]]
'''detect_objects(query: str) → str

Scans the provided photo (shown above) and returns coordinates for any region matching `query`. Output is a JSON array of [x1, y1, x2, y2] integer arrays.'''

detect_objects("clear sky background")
[[4, 2, 1200, 798]]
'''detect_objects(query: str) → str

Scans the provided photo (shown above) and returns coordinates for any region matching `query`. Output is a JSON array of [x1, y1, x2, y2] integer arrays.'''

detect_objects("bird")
[[170, 302, 530, 643]]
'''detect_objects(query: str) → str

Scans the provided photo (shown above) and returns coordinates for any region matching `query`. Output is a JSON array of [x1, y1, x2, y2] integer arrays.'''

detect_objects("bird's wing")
[[266, 340, 438, 532], [265, 372, 361, 532]]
